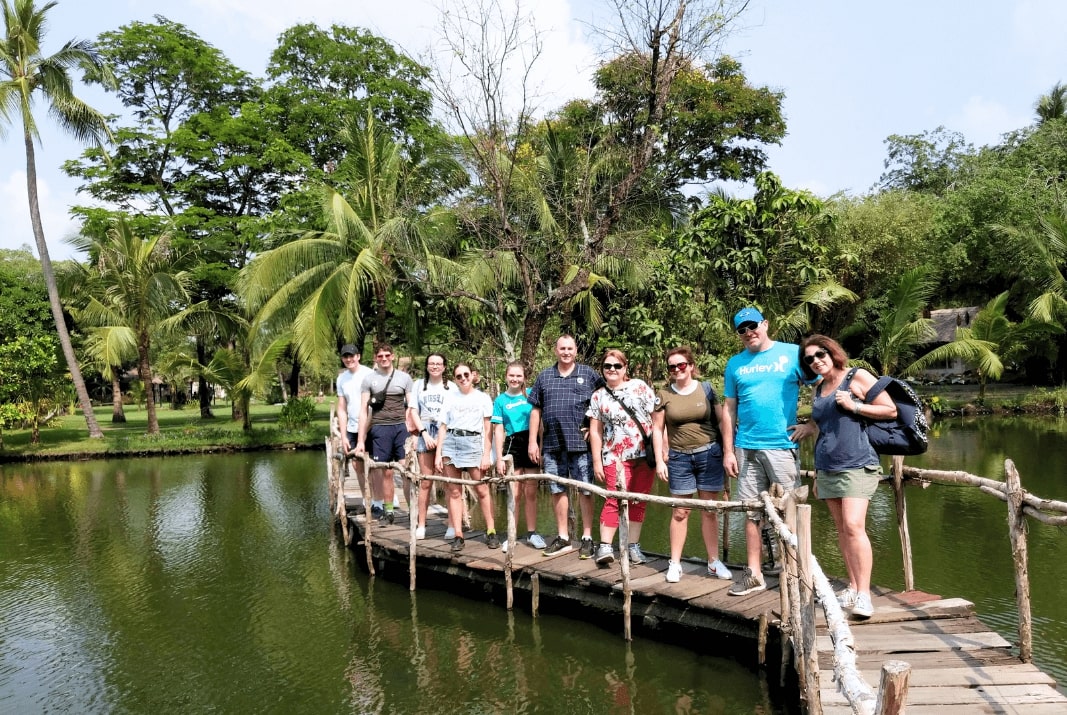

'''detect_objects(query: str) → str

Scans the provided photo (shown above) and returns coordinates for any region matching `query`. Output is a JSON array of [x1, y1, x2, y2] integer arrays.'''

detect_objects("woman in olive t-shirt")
[[652, 346, 733, 584]]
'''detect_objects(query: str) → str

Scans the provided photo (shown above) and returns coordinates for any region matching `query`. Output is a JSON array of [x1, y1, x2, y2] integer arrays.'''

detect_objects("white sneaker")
[[665, 560, 682, 583], [444, 526, 456, 541], [501, 539, 509, 553], [708, 559, 732, 580], [851, 592, 874, 619], [837, 587, 857, 610], [415, 526, 426, 540]]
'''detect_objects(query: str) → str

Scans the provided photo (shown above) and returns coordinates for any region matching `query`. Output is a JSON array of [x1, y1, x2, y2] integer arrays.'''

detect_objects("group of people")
[[336, 307, 895, 619]]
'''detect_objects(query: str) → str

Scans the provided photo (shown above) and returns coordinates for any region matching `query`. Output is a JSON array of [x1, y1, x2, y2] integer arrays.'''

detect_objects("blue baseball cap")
[[733, 307, 765, 328]]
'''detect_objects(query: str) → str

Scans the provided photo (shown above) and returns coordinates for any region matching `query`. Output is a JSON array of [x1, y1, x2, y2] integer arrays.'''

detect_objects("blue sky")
[[3, 0, 1065, 259]]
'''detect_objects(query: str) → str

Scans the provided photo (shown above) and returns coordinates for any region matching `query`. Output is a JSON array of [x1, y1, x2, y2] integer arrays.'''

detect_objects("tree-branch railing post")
[[778, 489, 798, 686], [891, 455, 914, 592], [1004, 458, 1033, 663], [797, 504, 821, 715], [408, 471, 418, 591], [361, 455, 375, 576], [504, 456, 517, 610], [875, 660, 911, 715], [616, 454, 632, 642]]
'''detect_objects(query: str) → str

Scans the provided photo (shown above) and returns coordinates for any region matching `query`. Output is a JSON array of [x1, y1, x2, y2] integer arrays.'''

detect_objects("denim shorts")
[[369, 423, 408, 463], [416, 422, 439, 453], [735, 448, 800, 520], [667, 442, 725, 495], [541, 449, 593, 495], [441, 432, 486, 469]]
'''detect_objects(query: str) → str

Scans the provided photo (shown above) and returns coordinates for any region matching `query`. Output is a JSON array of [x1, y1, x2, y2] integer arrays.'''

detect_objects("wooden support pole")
[[361, 456, 375, 576], [721, 504, 731, 564], [408, 474, 418, 591], [875, 660, 911, 715], [779, 490, 797, 686], [1005, 459, 1033, 663], [785, 496, 803, 688], [531, 572, 540, 617], [891, 455, 914, 592], [797, 504, 821, 715], [617, 456, 632, 642], [757, 612, 768, 666], [505, 460, 517, 611]]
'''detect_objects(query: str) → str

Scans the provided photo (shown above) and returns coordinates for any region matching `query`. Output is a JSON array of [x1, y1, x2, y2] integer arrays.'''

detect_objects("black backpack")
[[846, 369, 930, 456]]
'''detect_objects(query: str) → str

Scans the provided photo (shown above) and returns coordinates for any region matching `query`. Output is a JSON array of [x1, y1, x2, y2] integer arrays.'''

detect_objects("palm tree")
[[67, 216, 200, 435], [240, 110, 451, 370], [0, 0, 114, 437], [1035, 82, 1067, 125], [870, 267, 937, 377]]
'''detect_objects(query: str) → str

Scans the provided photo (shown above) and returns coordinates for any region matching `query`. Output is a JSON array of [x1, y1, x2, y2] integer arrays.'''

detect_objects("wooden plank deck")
[[334, 467, 1066, 713]]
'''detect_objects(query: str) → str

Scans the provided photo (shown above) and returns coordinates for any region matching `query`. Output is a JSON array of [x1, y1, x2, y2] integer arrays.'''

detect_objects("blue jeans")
[[667, 443, 725, 494]]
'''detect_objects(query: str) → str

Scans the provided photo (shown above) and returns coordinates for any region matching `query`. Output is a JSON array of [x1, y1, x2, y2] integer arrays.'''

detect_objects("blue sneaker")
[[527, 532, 547, 550]]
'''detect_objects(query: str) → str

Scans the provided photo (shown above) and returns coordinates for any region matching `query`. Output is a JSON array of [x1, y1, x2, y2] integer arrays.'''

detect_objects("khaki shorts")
[[816, 465, 882, 500], [735, 448, 800, 521]]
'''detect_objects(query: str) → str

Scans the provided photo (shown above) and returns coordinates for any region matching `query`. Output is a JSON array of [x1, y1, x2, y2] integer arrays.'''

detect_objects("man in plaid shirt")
[[528, 335, 603, 557]]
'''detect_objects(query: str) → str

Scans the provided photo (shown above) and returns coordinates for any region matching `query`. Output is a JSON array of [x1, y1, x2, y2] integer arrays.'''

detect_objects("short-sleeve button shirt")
[[528, 363, 602, 453]]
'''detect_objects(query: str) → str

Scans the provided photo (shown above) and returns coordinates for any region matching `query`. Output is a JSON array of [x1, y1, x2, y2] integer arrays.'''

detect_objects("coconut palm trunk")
[[23, 134, 104, 437]]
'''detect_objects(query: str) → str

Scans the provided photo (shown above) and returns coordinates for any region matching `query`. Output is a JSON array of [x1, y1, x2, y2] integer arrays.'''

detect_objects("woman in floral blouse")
[[586, 348, 657, 566]]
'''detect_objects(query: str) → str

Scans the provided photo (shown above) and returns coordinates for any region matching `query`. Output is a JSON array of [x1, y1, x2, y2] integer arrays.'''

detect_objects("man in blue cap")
[[722, 307, 807, 596]]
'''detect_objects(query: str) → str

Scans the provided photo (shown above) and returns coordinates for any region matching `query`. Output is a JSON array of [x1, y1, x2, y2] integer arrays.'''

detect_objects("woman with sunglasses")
[[789, 335, 897, 619], [436, 363, 498, 553], [652, 346, 733, 583], [586, 349, 657, 566], [411, 353, 455, 540]]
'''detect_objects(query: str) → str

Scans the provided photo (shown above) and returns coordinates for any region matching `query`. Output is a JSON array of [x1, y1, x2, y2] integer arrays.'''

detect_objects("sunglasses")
[[602, 362, 625, 371], [803, 349, 829, 365], [454, 371, 471, 379], [736, 321, 760, 335], [666, 361, 690, 372]]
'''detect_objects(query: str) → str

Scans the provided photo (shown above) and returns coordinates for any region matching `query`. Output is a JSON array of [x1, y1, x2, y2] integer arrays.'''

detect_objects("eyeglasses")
[[602, 362, 625, 371], [803, 349, 829, 365], [454, 372, 471, 380], [736, 321, 760, 335], [376, 353, 392, 359], [666, 361, 689, 372]]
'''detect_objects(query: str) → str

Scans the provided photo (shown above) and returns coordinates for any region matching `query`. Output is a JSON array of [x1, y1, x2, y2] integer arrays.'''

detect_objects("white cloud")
[[954, 96, 1031, 149]]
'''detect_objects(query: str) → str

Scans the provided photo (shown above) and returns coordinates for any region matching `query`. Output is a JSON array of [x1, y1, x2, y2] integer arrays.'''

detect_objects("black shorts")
[[504, 430, 537, 469]]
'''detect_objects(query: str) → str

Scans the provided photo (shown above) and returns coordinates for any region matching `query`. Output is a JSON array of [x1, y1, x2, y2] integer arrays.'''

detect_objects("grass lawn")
[[0, 399, 334, 461]]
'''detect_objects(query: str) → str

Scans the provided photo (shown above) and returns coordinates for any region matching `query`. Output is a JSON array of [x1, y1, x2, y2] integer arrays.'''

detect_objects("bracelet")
[[853, 401, 862, 415]]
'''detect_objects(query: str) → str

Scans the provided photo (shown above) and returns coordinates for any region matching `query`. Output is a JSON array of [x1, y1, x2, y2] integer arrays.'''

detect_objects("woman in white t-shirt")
[[435, 362, 496, 554], [411, 353, 455, 539]]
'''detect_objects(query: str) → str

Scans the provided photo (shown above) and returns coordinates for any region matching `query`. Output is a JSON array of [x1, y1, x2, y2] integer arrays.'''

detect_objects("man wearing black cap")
[[722, 307, 808, 596], [336, 343, 373, 456]]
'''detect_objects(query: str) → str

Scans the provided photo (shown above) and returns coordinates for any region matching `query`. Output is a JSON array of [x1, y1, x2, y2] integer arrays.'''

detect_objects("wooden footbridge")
[[326, 431, 1066, 714]]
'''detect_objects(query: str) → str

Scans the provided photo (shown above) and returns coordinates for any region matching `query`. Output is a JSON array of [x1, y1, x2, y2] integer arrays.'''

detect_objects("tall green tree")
[[66, 217, 200, 435], [434, 0, 782, 366], [66, 17, 303, 419], [0, 0, 114, 438]]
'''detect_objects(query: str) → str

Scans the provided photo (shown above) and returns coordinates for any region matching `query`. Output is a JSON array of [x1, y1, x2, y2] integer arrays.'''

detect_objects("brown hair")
[[798, 334, 849, 380], [666, 345, 702, 379], [374, 343, 394, 356]]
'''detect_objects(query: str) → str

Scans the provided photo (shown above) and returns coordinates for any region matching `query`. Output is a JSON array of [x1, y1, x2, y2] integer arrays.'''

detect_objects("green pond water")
[[1, 416, 1065, 712]]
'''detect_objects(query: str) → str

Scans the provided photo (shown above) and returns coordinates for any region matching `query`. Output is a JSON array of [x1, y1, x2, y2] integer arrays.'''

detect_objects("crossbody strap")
[[605, 387, 650, 437]]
